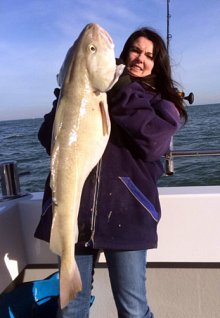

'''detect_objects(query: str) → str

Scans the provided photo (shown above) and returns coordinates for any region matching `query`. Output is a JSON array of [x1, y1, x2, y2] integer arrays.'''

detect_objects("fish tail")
[[59, 258, 82, 309]]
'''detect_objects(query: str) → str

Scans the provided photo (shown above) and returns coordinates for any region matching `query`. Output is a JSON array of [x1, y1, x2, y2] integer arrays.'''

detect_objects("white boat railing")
[[164, 149, 220, 175]]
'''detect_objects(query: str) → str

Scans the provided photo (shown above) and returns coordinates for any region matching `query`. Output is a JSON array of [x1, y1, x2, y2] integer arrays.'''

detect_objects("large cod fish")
[[49, 23, 124, 309]]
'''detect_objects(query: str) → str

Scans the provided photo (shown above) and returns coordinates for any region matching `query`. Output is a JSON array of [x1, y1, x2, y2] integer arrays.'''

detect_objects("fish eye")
[[89, 44, 96, 53]]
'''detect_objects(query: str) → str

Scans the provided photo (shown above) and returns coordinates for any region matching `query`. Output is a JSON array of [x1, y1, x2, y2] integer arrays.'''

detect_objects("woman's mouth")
[[130, 64, 142, 71]]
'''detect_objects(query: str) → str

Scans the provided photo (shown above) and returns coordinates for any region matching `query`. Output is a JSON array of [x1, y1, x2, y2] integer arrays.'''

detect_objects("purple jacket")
[[35, 79, 181, 251]]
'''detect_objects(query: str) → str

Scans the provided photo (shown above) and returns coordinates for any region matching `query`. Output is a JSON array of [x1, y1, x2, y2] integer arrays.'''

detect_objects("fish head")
[[82, 23, 119, 93], [57, 23, 123, 93]]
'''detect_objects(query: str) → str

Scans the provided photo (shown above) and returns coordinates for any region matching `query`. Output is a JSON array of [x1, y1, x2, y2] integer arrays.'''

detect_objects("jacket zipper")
[[85, 159, 102, 247]]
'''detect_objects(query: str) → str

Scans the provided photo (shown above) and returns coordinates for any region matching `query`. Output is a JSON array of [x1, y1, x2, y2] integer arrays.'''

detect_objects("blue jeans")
[[56, 250, 154, 318]]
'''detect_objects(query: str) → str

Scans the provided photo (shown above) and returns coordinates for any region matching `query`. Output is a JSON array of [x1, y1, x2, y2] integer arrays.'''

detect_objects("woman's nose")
[[136, 52, 145, 62]]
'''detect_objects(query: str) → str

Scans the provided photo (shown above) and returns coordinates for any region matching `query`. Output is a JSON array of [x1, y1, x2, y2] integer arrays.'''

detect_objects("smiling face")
[[126, 36, 154, 77]]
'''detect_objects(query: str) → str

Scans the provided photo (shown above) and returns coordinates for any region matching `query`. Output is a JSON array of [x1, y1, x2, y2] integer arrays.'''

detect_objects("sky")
[[1, 0, 220, 120]]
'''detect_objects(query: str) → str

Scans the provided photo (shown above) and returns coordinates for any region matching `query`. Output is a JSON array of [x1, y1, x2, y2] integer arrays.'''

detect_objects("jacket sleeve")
[[38, 89, 60, 155], [108, 81, 181, 161]]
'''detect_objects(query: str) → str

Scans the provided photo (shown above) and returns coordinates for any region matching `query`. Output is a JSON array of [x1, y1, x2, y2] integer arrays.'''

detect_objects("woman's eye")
[[89, 44, 96, 53], [130, 47, 139, 54], [146, 54, 154, 60]]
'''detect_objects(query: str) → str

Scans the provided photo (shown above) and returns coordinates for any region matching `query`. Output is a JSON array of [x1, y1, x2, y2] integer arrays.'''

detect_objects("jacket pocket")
[[119, 176, 159, 222]]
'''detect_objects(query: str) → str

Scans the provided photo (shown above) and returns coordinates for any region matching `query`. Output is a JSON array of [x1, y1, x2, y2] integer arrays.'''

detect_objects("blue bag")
[[0, 272, 59, 318]]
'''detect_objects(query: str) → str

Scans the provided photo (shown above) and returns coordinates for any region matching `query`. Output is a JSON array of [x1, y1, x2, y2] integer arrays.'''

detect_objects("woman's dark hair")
[[120, 27, 187, 122]]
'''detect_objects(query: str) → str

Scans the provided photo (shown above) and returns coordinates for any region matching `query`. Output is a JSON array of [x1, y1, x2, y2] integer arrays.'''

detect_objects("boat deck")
[[1, 186, 220, 317]]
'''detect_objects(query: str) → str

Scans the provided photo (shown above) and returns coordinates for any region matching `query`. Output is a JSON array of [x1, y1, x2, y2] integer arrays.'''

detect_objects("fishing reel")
[[178, 91, 194, 104], [165, 90, 194, 175]]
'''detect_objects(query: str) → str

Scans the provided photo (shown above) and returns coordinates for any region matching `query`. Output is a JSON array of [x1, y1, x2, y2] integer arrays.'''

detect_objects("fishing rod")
[[165, 0, 220, 175], [166, 0, 194, 104], [166, 0, 171, 54]]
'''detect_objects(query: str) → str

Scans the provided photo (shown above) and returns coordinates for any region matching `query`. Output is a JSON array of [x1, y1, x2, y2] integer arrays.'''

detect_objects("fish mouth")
[[87, 23, 114, 49], [99, 28, 114, 48]]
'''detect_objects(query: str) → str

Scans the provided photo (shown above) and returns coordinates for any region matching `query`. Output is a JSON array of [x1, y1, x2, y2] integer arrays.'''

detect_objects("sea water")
[[0, 103, 219, 193]]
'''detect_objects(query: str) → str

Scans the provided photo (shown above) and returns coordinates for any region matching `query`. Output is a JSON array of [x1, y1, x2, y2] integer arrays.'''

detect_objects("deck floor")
[[91, 267, 220, 318], [12, 265, 220, 317]]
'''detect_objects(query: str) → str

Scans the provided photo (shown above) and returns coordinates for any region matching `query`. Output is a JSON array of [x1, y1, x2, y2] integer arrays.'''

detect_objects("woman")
[[35, 27, 187, 318]]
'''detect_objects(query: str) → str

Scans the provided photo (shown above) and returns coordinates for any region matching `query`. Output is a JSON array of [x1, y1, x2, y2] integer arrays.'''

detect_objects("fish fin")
[[49, 208, 62, 256], [99, 101, 109, 136], [106, 64, 125, 90], [60, 257, 82, 309]]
